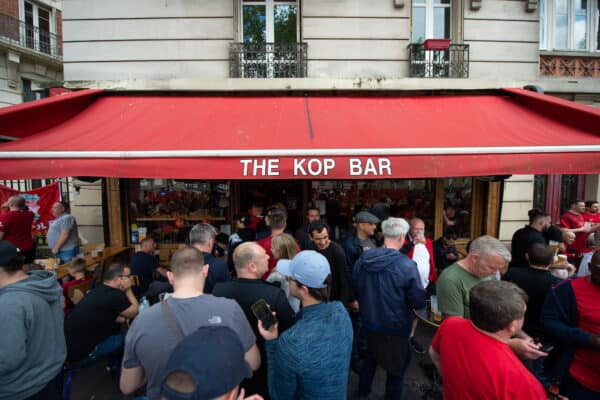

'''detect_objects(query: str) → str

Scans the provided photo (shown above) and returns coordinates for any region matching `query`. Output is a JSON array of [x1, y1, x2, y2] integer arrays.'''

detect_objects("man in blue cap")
[[160, 325, 261, 400], [258, 250, 353, 400]]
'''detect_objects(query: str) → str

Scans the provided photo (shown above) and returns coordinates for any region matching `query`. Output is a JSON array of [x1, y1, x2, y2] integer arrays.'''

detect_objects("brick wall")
[[0, 0, 19, 19]]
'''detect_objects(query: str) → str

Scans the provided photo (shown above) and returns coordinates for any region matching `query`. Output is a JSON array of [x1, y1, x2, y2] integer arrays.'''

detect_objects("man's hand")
[[237, 388, 264, 400], [120, 276, 133, 291], [508, 337, 547, 360], [349, 300, 359, 312], [257, 318, 279, 341]]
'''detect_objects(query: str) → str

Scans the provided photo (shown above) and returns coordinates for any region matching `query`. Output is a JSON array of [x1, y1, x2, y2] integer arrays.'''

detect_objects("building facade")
[[0, 0, 63, 107], [57, 0, 600, 245]]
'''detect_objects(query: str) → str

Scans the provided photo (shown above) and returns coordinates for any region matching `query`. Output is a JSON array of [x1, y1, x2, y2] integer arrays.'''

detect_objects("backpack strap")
[[161, 298, 185, 341]]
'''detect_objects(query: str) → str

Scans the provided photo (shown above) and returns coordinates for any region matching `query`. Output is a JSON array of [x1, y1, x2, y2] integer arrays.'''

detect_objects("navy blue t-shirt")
[[129, 251, 159, 298]]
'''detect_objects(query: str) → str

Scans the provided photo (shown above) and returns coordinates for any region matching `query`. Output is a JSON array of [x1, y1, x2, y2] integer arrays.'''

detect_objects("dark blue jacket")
[[541, 278, 594, 384], [265, 301, 352, 400], [202, 252, 230, 294], [353, 248, 426, 336]]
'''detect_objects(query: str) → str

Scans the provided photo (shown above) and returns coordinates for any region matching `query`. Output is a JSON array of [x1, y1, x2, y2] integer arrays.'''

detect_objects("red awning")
[[0, 88, 599, 179]]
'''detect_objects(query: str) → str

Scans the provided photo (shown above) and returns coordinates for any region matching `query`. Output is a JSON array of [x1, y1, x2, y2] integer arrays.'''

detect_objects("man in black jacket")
[[309, 219, 351, 305], [213, 242, 296, 399]]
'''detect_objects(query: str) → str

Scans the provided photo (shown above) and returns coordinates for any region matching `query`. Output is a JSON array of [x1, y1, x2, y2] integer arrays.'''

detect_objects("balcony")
[[408, 42, 469, 78], [0, 14, 62, 59], [540, 54, 600, 78], [229, 42, 307, 78]]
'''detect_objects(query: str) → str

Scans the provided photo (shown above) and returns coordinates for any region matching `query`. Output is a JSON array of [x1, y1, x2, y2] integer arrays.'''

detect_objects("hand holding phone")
[[539, 344, 555, 353], [252, 299, 278, 333]]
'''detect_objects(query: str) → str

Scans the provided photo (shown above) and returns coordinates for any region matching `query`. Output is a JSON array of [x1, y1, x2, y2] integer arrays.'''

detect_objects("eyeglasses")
[[119, 274, 131, 278]]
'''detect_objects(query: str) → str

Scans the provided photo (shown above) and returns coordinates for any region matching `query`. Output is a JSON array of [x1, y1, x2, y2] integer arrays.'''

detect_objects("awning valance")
[[0, 88, 599, 179]]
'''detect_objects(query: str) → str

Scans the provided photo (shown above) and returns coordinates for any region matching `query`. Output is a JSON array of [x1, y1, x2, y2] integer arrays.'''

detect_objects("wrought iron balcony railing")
[[229, 42, 307, 78], [408, 43, 469, 78], [0, 14, 62, 59]]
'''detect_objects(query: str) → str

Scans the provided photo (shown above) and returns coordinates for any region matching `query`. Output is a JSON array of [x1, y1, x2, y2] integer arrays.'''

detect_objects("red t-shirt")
[[431, 317, 546, 400], [0, 210, 34, 251], [570, 277, 600, 392], [560, 211, 589, 253], [583, 212, 600, 224], [62, 277, 93, 314]]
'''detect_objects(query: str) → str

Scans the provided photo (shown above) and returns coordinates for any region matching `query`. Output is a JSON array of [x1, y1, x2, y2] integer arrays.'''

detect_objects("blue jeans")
[[358, 337, 412, 400], [76, 334, 124, 368], [56, 246, 80, 264]]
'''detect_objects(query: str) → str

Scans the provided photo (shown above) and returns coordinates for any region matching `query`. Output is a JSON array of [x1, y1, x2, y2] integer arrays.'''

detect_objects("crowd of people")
[[0, 195, 599, 400]]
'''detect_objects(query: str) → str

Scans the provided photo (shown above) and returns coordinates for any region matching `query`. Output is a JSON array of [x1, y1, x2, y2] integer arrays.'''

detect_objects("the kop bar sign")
[[240, 157, 393, 177]]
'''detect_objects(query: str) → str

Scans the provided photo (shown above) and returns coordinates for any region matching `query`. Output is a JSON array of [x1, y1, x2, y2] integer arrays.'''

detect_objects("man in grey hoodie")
[[0, 240, 66, 400]]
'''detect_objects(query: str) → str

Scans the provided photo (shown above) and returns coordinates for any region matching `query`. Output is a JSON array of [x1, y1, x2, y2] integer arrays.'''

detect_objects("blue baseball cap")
[[276, 250, 330, 289], [160, 325, 252, 400]]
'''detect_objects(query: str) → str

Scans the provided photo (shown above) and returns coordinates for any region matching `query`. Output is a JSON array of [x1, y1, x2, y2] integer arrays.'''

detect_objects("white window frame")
[[239, 0, 299, 43], [540, 0, 600, 52], [412, 0, 452, 42], [18, 0, 56, 53]]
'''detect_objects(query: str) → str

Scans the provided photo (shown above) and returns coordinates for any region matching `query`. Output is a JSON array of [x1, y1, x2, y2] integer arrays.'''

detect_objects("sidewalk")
[[68, 322, 441, 400]]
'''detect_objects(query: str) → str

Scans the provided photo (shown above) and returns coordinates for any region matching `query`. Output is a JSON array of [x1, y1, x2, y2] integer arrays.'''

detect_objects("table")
[[414, 307, 442, 329], [54, 246, 131, 279]]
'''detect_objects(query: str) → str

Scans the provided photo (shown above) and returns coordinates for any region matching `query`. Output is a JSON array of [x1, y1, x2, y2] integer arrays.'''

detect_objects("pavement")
[[68, 321, 442, 400]]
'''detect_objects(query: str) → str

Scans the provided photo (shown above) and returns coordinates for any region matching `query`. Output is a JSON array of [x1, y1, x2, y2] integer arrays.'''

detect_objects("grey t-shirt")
[[47, 213, 79, 251], [123, 294, 256, 400]]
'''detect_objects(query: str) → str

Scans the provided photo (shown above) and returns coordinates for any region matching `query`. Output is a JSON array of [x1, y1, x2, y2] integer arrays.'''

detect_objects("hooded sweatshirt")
[[353, 248, 426, 336], [0, 270, 66, 400]]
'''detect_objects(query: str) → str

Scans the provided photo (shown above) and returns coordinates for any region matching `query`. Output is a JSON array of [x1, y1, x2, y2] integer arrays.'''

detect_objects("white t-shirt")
[[412, 243, 430, 288]]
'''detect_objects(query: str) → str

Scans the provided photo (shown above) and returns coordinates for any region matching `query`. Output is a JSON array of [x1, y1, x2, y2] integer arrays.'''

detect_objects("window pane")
[[444, 178, 472, 239], [555, 0, 567, 13], [274, 4, 297, 43], [555, 14, 568, 48], [533, 175, 547, 212], [574, 14, 587, 49], [412, 6, 426, 42], [243, 5, 266, 43], [574, 1, 588, 50], [560, 175, 580, 214], [433, 7, 451, 38]]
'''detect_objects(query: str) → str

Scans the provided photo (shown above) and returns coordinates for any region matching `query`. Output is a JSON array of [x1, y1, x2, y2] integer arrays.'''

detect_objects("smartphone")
[[540, 344, 555, 353], [251, 299, 278, 330]]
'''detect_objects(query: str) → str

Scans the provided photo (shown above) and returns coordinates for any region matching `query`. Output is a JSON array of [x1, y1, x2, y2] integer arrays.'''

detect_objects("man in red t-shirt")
[[542, 250, 600, 398], [584, 200, 600, 248], [257, 207, 298, 279], [61, 257, 93, 314], [0, 195, 35, 262], [430, 280, 546, 400], [561, 199, 600, 256]]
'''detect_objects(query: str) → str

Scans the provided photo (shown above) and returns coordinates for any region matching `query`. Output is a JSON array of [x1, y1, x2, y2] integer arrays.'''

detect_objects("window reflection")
[[443, 178, 472, 239], [311, 180, 435, 239]]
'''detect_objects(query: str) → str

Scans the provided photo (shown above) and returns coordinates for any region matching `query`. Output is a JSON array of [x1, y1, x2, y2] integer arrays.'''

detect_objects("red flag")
[[0, 182, 61, 235]]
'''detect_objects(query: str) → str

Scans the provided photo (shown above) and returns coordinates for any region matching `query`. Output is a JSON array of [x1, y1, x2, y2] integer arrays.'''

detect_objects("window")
[[540, 0, 600, 51], [412, 0, 451, 43], [242, 0, 298, 43], [22, 79, 49, 102], [22, 1, 54, 55], [231, 0, 305, 78]]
